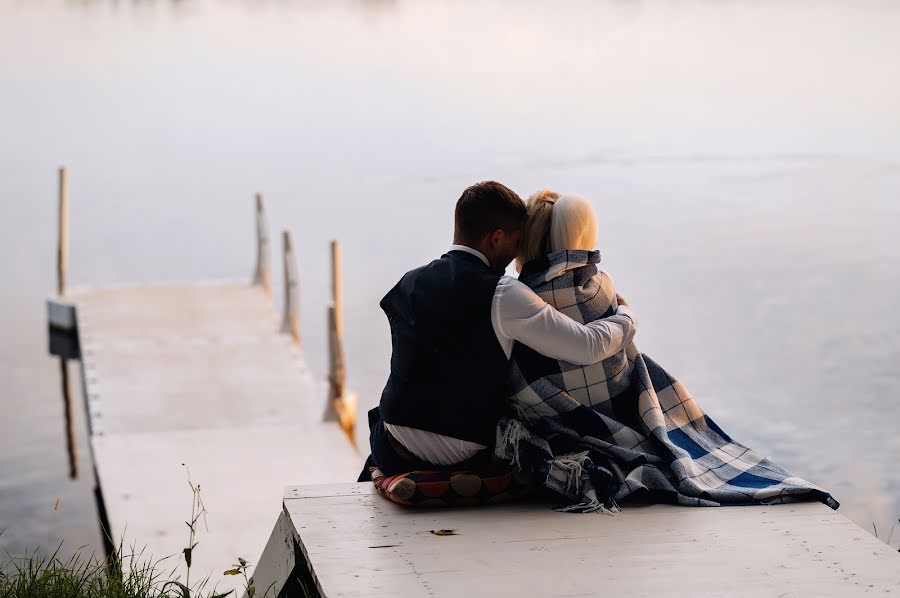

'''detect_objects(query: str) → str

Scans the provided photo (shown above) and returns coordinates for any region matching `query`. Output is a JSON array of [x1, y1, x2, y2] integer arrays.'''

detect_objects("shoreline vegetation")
[[0, 528, 321, 598], [0, 537, 248, 598]]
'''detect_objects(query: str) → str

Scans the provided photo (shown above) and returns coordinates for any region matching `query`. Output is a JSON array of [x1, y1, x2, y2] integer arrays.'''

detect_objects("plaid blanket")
[[495, 249, 839, 513]]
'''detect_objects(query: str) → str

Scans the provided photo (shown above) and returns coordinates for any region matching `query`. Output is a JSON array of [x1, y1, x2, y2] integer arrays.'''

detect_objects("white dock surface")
[[73, 282, 363, 594], [281, 483, 900, 598]]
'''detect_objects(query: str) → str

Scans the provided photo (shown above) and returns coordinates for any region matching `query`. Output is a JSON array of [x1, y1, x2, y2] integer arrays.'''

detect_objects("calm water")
[[1, 0, 898, 557]]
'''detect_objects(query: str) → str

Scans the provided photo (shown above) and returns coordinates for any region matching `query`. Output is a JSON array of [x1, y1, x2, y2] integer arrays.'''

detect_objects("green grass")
[[0, 539, 222, 598], [0, 537, 306, 598], [0, 460, 327, 598], [0, 467, 251, 598]]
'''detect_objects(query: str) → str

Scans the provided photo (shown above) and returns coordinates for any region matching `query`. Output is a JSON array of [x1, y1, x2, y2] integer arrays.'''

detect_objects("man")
[[359, 181, 637, 480]]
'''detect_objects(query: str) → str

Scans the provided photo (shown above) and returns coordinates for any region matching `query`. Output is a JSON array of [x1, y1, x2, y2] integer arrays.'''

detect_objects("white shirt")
[[385, 244, 637, 466]]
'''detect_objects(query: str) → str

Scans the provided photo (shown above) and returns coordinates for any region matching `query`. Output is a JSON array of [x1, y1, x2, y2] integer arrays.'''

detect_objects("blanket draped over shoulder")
[[495, 249, 839, 514]]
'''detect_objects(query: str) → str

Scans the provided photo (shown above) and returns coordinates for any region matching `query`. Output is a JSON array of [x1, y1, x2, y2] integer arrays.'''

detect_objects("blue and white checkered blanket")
[[495, 249, 839, 513]]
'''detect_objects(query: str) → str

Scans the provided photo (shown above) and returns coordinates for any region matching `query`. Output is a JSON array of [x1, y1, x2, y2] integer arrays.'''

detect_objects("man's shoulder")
[[393, 254, 454, 288], [402, 254, 446, 276], [385, 254, 501, 310], [405, 252, 499, 282]]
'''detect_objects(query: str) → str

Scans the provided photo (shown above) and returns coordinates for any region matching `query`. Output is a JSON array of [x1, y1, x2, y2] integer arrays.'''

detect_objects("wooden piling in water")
[[331, 240, 343, 338], [326, 241, 345, 417], [327, 306, 346, 412], [252, 193, 271, 296], [60, 359, 78, 479], [280, 230, 301, 344], [57, 167, 68, 297], [56, 166, 78, 479], [326, 241, 355, 442]]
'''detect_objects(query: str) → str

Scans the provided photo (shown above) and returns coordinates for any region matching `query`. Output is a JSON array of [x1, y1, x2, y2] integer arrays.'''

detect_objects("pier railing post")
[[252, 193, 271, 297], [280, 230, 301, 345], [55, 165, 78, 479], [327, 306, 346, 416], [331, 240, 343, 338], [326, 240, 356, 443], [60, 359, 78, 479], [58, 166, 68, 297]]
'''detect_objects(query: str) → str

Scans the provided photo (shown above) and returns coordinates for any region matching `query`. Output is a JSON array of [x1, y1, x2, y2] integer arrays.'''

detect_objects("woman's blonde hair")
[[519, 190, 599, 265], [519, 189, 559, 264]]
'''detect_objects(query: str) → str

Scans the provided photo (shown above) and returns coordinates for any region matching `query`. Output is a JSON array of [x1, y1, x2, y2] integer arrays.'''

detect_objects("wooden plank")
[[70, 282, 363, 594], [92, 427, 361, 593], [74, 282, 320, 438], [249, 510, 299, 598], [282, 483, 900, 598]]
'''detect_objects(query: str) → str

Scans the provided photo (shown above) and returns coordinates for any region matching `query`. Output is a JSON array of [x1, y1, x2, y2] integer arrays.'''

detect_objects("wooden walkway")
[[69, 282, 362, 595], [256, 483, 900, 598]]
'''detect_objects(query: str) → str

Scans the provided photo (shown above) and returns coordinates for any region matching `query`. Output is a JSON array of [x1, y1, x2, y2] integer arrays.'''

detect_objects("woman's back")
[[497, 189, 838, 513], [508, 249, 635, 423]]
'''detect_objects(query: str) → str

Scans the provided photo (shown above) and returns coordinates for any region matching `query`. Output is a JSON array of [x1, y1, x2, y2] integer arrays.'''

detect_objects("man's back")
[[378, 250, 509, 446]]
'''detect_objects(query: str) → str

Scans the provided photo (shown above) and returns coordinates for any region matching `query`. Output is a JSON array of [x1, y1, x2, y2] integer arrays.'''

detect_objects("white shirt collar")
[[448, 244, 490, 268]]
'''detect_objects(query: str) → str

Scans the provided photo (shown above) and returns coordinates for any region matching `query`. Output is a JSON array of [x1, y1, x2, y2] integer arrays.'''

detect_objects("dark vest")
[[378, 250, 509, 446]]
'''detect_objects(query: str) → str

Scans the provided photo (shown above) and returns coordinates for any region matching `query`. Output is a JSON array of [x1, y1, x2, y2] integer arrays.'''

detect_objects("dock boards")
[[256, 483, 900, 598], [72, 282, 362, 594]]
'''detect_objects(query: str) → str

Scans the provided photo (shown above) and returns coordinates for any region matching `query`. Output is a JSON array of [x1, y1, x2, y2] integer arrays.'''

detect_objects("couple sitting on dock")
[[360, 181, 838, 513]]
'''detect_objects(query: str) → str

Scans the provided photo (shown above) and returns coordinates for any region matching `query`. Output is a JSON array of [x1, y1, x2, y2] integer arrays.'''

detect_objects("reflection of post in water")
[[53, 166, 79, 480], [60, 358, 78, 479]]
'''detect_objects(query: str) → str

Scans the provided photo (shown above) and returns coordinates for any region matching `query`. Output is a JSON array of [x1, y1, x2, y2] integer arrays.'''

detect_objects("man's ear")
[[488, 229, 504, 249]]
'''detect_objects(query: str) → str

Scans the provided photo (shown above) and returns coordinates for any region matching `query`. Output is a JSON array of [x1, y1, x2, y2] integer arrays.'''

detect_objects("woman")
[[495, 190, 839, 513]]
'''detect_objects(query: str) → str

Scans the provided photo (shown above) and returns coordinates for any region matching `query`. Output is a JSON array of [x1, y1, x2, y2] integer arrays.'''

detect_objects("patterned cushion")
[[370, 465, 539, 507]]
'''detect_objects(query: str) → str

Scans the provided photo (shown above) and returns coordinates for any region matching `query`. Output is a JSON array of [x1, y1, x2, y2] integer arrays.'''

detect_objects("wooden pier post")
[[60, 360, 78, 479], [331, 240, 343, 338], [252, 193, 271, 297], [280, 230, 301, 345], [58, 167, 68, 297], [326, 241, 345, 421], [326, 241, 356, 443], [56, 166, 78, 479], [327, 306, 346, 414]]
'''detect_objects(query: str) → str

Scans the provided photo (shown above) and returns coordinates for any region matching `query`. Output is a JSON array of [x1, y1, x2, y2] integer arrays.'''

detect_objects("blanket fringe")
[[555, 451, 591, 497], [497, 419, 622, 515], [551, 452, 619, 515], [495, 417, 530, 469]]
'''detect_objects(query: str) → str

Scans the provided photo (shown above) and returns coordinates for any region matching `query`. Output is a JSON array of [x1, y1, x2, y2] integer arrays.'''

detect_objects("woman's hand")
[[616, 293, 629, 307]]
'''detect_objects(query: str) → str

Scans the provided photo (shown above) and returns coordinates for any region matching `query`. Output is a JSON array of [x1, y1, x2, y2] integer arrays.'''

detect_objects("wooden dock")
[[71, 282, 361, 594], [60, 281, 361, 594], [255, 483, 900, 597], [46, 171, 362, 595]]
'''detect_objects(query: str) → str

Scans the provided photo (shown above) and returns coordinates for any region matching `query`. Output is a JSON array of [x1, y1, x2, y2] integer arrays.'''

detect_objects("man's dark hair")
[[454, 181, 527, 243]]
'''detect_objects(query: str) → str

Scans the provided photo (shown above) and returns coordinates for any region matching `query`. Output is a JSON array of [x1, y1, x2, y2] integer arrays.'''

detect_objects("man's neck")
[[448, 243, 491, 268]]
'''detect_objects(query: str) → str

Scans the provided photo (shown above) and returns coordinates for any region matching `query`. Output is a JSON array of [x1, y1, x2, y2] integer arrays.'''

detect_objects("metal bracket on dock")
[[47, 297, 80, 359]]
